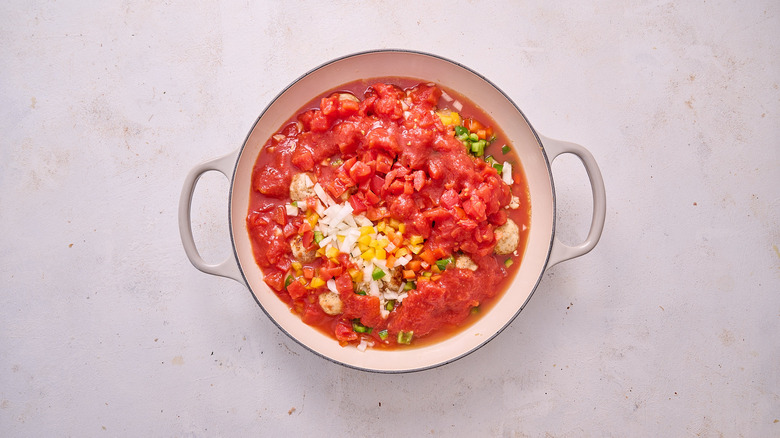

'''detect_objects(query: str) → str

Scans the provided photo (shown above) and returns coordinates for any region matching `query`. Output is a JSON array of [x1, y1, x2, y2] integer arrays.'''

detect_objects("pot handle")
[[178, 149, 245, 284], [540, 135, 606, 267]]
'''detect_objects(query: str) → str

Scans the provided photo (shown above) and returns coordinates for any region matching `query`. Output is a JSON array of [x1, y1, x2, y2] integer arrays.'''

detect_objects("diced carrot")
[[419, 250, 437, 265], [403, 270, 416, 279], [385, 254, 397, 269], [407, 260, 422, 272], [430, 275, 442, 281]]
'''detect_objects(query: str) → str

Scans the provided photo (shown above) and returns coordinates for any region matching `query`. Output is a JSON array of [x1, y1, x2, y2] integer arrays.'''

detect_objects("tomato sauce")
[[247, 78, 530, 349]]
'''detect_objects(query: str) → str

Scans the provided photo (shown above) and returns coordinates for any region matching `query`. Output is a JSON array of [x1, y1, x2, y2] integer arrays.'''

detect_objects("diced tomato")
[[348, 193, 367, 214], [369, 175, 385, 194], [291, 146, 315, 171], [348, 161, 372, 183], [283, 222, 297, 238], [301, 300, 329, 326], [334, 273, 353, 294], [301, 230, 314, 249], [338, 98, 360, 116], [287, 280, 307, 300], [334, 321, 358, 342], [413, 170, 426, 191], [263, 270, 285, 292], [365, 189, 380, 205], [375, 152, 393, 174], [273, 205, 287, 226], [310, 111, 330, 132], [320, 262, 343, 280], [302, 266, 315, 280]]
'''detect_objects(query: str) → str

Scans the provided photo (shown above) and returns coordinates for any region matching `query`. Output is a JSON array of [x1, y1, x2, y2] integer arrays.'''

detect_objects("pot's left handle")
[[178, 149, 245, 284]]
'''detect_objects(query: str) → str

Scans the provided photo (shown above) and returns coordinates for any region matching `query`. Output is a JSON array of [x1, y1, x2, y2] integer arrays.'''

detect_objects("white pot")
[[179, 50, 606, 373]]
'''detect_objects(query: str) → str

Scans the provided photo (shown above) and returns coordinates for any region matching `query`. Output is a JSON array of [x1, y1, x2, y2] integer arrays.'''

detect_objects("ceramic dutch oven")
[[179, 50, 606, 373]]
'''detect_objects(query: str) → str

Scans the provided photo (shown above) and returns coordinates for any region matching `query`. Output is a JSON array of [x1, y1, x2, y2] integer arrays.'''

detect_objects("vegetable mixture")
[[247, 79, 529, 349]]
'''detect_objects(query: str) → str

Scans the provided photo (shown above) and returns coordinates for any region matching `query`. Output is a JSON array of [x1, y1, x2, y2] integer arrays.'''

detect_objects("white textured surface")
[[1, 1, 778, 436]]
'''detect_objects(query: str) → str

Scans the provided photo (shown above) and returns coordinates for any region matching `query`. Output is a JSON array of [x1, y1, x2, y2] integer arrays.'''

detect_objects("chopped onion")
[[313, 183, 335, 206], [285, 204, 299, 216], [502, 162, 513, 185], [453, 100, 463, 111], [326, 279, 338, 293]]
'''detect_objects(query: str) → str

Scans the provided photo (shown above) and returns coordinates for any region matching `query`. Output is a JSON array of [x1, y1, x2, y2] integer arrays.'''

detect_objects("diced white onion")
[[326, 279, 338, 293], [369, 281, 380, 297], [396, 255, 412, 266], [313, 183, 335, 206], [502, 162, 513, 185], [441, 91, 453, 102], [285, 204, 299, 216], [301, 173, 314, 188], [453, 100, 463, 111]]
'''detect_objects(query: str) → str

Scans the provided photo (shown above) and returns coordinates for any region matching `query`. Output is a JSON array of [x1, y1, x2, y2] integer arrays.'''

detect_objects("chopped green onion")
[[469, 133, 479, 141], [355, 289, 367, 296], [403, 281, 415, 291], [436, 256, 454, 271], [457, 133, 469, 142], [489, 135, 497, 144], [454, 125, 469, 136], [284, 275, 294, 288], [492, 162, 504, 173], [501, 145, 511, 154], [504, 258, 514, 268], [313, 231, 324, 244], [397, 330, 414, 344], [422, 271, 432, 278], [291, 201, 298, 207], [378, 330, 389, 340], [385, 300, 395, 311], [352, 319, 372, 334], [372, 267, 386, 280]]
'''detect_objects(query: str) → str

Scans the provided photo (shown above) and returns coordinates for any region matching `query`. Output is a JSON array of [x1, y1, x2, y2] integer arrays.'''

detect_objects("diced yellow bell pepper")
[[309, 277, 325, 288], [325, 246, 340, 259]]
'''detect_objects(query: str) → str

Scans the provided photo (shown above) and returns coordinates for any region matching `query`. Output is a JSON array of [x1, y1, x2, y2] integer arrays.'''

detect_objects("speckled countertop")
[[1, 1, 778, 436]]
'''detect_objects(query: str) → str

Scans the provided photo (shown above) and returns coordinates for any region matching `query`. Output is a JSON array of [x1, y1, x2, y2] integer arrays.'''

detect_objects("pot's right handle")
[[178, 149, 245, 284], [540, 135, 606, 267]]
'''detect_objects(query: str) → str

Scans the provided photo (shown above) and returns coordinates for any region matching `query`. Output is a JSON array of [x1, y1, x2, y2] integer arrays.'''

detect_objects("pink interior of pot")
[[230, 51, 555, 372]]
